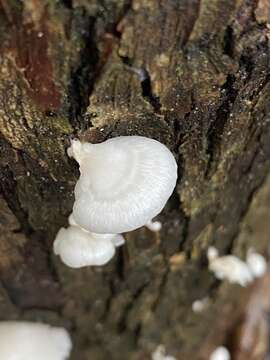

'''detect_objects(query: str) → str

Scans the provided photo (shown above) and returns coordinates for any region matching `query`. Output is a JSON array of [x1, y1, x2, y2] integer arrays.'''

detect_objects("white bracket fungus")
[[209, 346, 231, 360], [54, 136, 177, 268], [0, 321, 72, 360], [207, 247, 267, 286]]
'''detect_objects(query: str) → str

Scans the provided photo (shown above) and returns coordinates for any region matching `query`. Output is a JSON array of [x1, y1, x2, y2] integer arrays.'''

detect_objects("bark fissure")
[[205, 73, 238, 175]]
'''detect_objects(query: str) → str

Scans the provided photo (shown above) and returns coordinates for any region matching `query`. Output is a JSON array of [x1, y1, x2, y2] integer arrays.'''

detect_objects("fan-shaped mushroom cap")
[[69, 136, 177, 234], [53, 226, 122, 268], [0, 321, 72, 360]]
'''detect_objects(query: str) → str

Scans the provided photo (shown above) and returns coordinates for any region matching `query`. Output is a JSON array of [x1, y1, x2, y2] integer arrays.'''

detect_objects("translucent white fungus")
[[209, 346, 231, 360], [207, 246, 219, 261], [68, 213, 78, 227], [145, 219, 162, 232], [246, 249, 267, 278], [69, 136, 177, 234], [207, 247, 253, 286], [192, 297, 210, 313], [54, 226, 124, 268], [54, 136, 177, 268], [207, 247, 268, 286], [152, 345, 176, 360], [0, 321, 72, 360]]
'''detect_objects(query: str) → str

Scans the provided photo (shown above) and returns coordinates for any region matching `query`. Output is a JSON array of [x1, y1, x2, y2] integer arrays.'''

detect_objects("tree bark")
[[0, 0, 270, 359]]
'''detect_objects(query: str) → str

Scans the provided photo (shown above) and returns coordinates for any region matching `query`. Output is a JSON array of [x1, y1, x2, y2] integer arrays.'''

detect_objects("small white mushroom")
[[145, 219, 162, 232], [54, 226, 124, 268], [209, 346, 231, 360], [246, 249, 267, 278], [54, 136, 177, 268], [207, 246, 219, 261], [207, 247, 268, 286], [192, 297, 210, 313], [152, 345, 176, 360], [207, 247, 253, 286], [69, 136, 177, 234], [0, 321, 72, 360]]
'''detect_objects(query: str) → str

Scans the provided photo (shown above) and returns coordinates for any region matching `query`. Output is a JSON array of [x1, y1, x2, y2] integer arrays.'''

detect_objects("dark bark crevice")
[[67, 12, 99, 130], [205, 73, 238, 176]]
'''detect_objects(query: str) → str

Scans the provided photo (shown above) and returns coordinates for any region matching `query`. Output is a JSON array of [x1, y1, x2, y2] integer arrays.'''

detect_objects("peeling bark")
[[0, 0, 270, 359]]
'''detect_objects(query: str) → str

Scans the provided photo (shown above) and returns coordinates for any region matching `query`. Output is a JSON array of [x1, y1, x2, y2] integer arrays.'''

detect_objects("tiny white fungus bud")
[[192, 297, 210, 313], [152, 345, 176, 360], [207, 246, 219, 261], [0, 321, 72, 360], [208, 247, 253, 286], [209, 346, 231, 360], [246, 249, 267, 278], [208, 247, 268, 286], [145, 219, 162, 232]]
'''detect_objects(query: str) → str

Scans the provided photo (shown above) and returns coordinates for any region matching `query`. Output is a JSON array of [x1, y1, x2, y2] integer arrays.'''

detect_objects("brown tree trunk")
[[0, 0, 270, 359]]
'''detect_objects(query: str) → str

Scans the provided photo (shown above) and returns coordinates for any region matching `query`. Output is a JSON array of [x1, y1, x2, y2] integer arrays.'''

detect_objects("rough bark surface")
[[0, 0, 270, 359]]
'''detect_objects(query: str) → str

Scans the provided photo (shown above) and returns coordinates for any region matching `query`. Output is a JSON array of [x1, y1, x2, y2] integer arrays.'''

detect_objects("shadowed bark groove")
[[0, 0, 270, 359]]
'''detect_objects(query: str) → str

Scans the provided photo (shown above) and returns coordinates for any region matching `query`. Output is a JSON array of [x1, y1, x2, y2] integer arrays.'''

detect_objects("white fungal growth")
[[0, 321, 72, 360], [192, 297, 210, 313], [68, 213, 78, 227], [207, 246, 219, 261], [54, 136, 177, 268], [145, 219, 162, 232], [209, 346, 231, 360], [246, 249, 267, 278], [207, 247, 267, 286], [54, 226, 124, 268], [54, 214, 125, 267], [152, 345, 176, 360], [207, 247, 253, 286], [71, 136, 177, 234]]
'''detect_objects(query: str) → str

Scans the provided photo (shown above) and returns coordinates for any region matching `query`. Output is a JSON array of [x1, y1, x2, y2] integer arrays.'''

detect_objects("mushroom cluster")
[[207, 247, 267, 286], [54, 136, 178, 268]]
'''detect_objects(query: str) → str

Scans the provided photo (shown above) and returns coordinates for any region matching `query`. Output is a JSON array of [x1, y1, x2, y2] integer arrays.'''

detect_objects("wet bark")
[[0, 0, 270, 359]]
